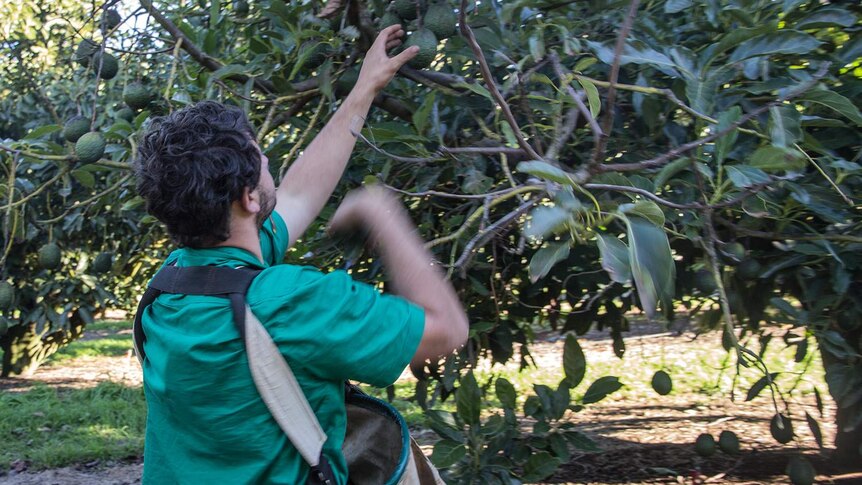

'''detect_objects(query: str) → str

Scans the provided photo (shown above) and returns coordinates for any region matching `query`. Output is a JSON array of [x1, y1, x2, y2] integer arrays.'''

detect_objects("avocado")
[[92, 252, 113, 274], [786, 456, 815, 485], [0, 282, 14, 310], [101, 8, 121, 30], [38, 243, 62, 270], [75, 131, 106, 164], [770, 413, 794, 444], [694, 433, 716, 457], [123, 82, 152, 110], [74, 39, 100, 67], [393, 0, 422, 20], [736, 258, 762, 280], [651, 370, 672, 395], [423, 1, 457, 39], [93, 52, 119, 80], [403, 28, 438, 68], [63, 116, 91, 143], [718, 430, 740, 455], [378, 11, 401, 30]]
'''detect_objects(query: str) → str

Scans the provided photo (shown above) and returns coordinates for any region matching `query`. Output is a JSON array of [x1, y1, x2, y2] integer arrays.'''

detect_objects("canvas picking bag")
[[133, 265, 444, 485]]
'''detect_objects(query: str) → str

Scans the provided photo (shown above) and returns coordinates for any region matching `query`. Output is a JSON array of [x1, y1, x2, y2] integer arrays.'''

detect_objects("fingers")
[[391, 45, 420, 66], [385, 39, 402, 51]]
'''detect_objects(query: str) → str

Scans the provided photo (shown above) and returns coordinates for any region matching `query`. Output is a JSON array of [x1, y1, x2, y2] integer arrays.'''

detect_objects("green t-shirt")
[[140, 213, 425, 484]]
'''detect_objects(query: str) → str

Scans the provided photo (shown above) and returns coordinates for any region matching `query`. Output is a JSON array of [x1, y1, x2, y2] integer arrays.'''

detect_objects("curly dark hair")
[[134, 101, 261, 248]]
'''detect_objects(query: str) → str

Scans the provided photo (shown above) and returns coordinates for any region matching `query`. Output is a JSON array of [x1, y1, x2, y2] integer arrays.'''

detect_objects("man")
[[133, 25, 469, 484]]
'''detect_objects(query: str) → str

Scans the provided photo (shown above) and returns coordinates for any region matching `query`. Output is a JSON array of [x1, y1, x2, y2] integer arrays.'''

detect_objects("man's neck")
[[215, 222, 264, 263]]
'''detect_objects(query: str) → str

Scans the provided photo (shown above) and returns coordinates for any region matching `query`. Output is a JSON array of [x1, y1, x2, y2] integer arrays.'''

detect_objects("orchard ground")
[[1, 316, 860, 485]]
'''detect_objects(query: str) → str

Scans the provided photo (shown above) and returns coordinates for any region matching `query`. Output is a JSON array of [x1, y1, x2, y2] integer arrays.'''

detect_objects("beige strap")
[[245, 305, 328, 467]]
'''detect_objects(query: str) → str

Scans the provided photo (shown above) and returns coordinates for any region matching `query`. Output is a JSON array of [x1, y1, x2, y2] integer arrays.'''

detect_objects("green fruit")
[[38, 243, 62, 270], [93, 52, 119, 80], [721, 242, 746, 265], [651, 370, 672, 395], [101, 8, 121, 30], [0, 282, 14, 310], [123, 82, 152, 110], [63, 116, 91, 143], [235, 0, 249, 16], [423, 1, 457, 39], [379, 11, 401, 29], [718, 430, 740, 455], [770, 413, 794, 444], [75, 132, 106, 164], [393, 0, 421, 20], [74, 39, 99, 67], [403, 28, 438, 69], [786, 456, 815, 485], [0, 319, 8, 336], [116, 106, 135, 123], [301, 42, 332, 69], [694, 433, 716, 457], [694, 269, 717, 294], [736, 258, 762, 280], [92, 252, 113, 274]]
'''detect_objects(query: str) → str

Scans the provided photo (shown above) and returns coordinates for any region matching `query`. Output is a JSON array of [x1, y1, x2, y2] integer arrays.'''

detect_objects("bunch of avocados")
[[377, 0, 457, 69], [65, 35, 155, 164]]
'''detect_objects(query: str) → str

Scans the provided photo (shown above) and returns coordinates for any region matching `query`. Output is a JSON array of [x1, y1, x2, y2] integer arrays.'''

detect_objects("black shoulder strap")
[[131, 264, 337, 485], [132, 265, 261, 362]]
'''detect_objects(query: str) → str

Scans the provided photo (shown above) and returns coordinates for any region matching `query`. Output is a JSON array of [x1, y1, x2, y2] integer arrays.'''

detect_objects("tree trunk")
[[819, 330, 862, 468]]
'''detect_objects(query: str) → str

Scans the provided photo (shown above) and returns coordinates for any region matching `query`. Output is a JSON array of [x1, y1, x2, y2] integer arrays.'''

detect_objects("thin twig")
[[352, 129, 442, 163], [599, 63, 830, 173], [583, 182, 767, 210], [715, 216, 862, 243], [384, 184, 542, 200], [547, 108, 580, 161], [550, 53, 602, 141], [591, 0, 641, 166], [794, 143, 854, 206], [454, 199, 538, 271], [36, 174, 133, 224], [279, 96, 327, 179], [438, 145, 526, 156], [458, 0, 542, 161], [0, 167, 70, 211]]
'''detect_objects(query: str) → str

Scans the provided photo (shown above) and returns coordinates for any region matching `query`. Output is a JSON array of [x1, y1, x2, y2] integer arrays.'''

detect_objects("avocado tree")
[[1, 0, 860, 480]]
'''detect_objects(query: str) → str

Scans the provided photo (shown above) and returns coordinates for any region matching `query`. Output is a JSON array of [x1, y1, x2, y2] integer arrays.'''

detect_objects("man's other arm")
[[329, 187, 469, 365]]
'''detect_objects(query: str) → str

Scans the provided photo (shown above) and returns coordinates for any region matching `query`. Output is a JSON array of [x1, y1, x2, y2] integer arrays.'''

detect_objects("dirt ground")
[[2, 321, 860, 485]]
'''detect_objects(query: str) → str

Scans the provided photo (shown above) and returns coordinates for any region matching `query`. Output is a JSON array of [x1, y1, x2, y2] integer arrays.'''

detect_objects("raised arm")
[[275, 26, 418, 248], [329, 187, 469, 365]]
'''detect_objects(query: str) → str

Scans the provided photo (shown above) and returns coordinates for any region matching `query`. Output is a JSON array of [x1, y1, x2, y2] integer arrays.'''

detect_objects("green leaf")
[[769, 106, 802, 148], [745, 372, 780, 401], [496, 378, 517, 409], [563, 334, 586, 388], [703, 24, 776, 71], [596, 234, 631, 284], [714, 106, 741, 165], [665, 0, 692, 14], [525, 206, 570, 240], [211, 63, 250, 80], [564, 430, 599, 451], [521, 451, 560, 482], [425, 410, 464, 441], [586, 41, 680, 76], [413, 92, 436, 135], [529, 33, 545, 60], [805, 412, 824, 448], [624, 216, 675, 319], [725, 165, 771, 188], [453, 81, 492, 100], [654, 157, 693, 188], [24, 125, 61, 139], [71, 168, 95, 188], [517, 160, 575, 185], [576, 77, 601, 119], [430, 439, 467, 468], [581, 376, 623, 404], [456, 371, 482, 426], [795, 7, 857, 30], [529, 242, 570, 282], [728, 31, 821, 63], [620, 201, 665, 226], [748, 146, 806, 172], [799, 90, 862, 126]]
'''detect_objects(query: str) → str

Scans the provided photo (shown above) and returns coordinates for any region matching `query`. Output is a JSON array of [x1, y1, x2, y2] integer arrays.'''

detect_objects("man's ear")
[[240, 186, 261, 214]]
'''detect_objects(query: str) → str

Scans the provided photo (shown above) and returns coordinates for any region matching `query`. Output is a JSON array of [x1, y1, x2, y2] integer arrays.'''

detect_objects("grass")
[[0, 382, 146, 472], [0, 319, 827, 472]]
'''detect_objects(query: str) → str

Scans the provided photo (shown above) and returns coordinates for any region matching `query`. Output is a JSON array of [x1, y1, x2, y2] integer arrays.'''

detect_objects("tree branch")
[[549, 52, 602, 143], [598, 63, 830, 173], [139, 0, 280, 94], [454, 199, 537, 272], [591, 0, 641, 166], [458, 0, 542, 161], [715, 216, 862, 244]]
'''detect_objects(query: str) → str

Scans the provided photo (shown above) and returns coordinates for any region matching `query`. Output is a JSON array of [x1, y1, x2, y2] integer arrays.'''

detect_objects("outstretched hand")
[[354, 25, 419, 95]]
